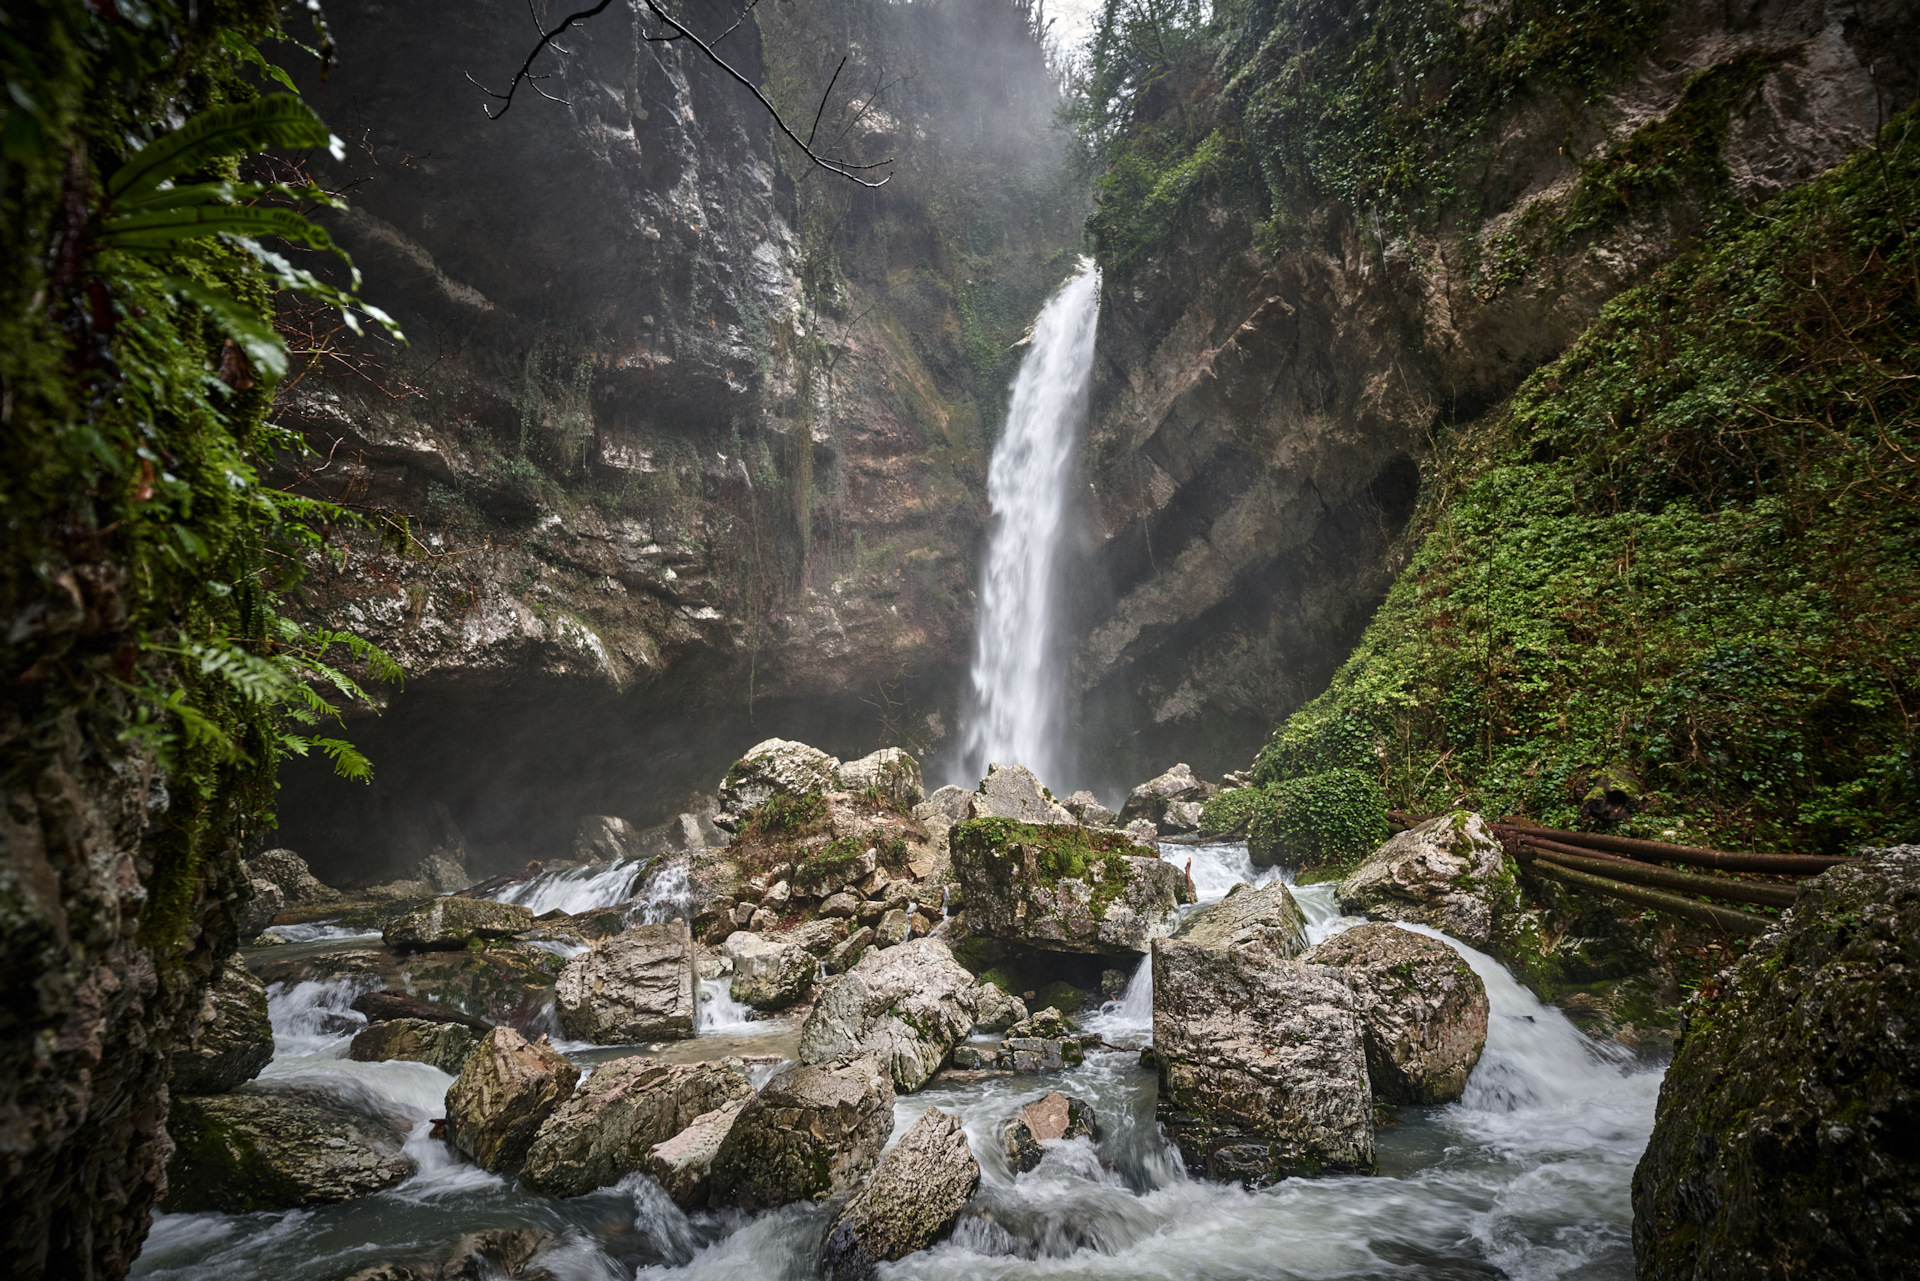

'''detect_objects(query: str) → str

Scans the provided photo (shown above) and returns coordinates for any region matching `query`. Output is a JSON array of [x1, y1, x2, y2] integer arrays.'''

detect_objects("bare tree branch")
[[473, 0, 893, 186]]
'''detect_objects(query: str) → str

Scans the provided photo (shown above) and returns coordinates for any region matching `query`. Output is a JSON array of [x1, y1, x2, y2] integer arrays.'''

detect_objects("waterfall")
[[957, 262, 1102, 788]]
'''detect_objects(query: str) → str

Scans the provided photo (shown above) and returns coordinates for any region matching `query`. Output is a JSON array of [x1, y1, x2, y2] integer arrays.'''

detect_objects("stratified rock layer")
[[1303, 923, 1487, 1105], [798, 939, 978, 1092], [1632, 846, 1920, 1279], [709, 1054, 895, 1210], [819, 1107, 981, 1280], [554, 921, 696, 1043]]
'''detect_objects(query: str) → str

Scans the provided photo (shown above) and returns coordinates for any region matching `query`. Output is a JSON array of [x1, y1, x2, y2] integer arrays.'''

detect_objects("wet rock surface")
[[966, 764, 1077, 825], [169, 964, 274, 1095], [645, 1098, 750, 1209], [1118, 763, 1212, 834], [337, 1228, 554, 1281], [798, 939, 978, 1092], [163, 1092, 412, 1212], [1304, 923, 1487, 1105], [1336, 812, 1516, 947], [724, 927, 829, 1010], [951, 818, 1183, 954], [1152, 937, 1374, 1183], [1002, 1090, 1100, 1172], [819, 1106, 981, 1280], [1633, 846, 1920, 1279], [381, 897, 535, 952], [554, 921, 696, 1043], [249, 848, 341, 907], [1174, 880, 1309, 955], [709, 1054, 895, 1210], [348, 1018, 480, 1075], [444, 1027, 580, 1173], [522, 1057, 753, 1197]]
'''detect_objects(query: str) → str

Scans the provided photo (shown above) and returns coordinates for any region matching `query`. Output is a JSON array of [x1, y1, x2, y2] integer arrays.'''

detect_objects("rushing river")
[[133, 842, 1660, 1280]]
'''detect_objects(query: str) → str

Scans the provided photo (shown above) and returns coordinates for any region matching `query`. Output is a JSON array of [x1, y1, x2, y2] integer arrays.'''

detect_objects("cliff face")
[[272, 0, 1080, 879], [1071, 0, 1917, 785]]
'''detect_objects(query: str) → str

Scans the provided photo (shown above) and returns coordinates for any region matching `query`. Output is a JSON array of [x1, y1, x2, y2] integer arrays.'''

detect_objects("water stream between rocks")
[[132, 843, 1661, 1281]]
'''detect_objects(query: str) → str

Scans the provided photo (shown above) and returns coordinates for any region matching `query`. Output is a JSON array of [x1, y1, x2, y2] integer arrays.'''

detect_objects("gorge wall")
[[270, 0, 1083, 882]]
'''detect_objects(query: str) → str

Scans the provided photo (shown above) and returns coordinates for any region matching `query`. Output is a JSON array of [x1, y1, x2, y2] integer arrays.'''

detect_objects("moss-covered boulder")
[[838, 748, 925, 808], [708, 1054, 895, 1210], [397, 941, 567, 1029], [951, 818, 1183, 954], [715, 738, 842, 830], [1632, 846, 1920, 1278], [1303, 923, 1487, 1105], [169, 964, 274, 1095], [1336, 811, 1518, 947], [163, 1092, 412, 1212], [381, 897, 534, 952]]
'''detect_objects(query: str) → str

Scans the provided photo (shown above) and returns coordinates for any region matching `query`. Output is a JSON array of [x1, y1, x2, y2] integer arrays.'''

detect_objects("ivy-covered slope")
[[1243, 112, 1920, 859]]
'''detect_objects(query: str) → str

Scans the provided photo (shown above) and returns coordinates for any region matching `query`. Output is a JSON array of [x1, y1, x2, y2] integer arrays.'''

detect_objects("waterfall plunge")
[[958, 263, 1101, 788]]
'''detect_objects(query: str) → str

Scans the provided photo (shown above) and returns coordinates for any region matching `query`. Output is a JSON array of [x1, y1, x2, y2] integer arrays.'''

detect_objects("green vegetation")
[[952, 817, 1139, 885], [1206, 769, 1389, 871], [2, 2, 399, 953], [1247, 114, 1920, 855]]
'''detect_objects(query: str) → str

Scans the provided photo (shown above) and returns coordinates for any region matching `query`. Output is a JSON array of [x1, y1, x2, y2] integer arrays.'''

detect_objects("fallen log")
[[1496, 821, 1850, 876], [1522, 859, 1771, 935], [1518, 843, 1801, 909], [1506, 832, 1641, 865]]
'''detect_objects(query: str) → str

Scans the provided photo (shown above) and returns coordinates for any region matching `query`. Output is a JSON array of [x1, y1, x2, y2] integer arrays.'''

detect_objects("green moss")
[[1033, 980, 1087, 1015]]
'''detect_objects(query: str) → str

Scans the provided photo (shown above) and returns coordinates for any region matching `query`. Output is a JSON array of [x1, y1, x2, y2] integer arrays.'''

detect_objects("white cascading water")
[[956, 262, 1102, 789]]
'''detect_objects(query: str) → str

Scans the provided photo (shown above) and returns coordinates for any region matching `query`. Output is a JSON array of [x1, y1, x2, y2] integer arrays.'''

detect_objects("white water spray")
[[957, 262, 1102, 788]]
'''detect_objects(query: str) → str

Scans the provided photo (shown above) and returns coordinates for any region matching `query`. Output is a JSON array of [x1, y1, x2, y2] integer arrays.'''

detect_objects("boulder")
[[169, 964, 273, 1095], [1004, 1006, 1075, 1039], [1302, 923, 1488, 1105], [950, 819, 1183, 954], [348, 1018, 480, 1075], [798, 939, 978, 1092], [820, 892, 861, 918], [241, 878, 283, 938], [352, 989, 493, 1034], [724, 930, 816, 1010], [826, 925, 875, 975], [645, 1098, 750, 1208], [554, 921, 696, 1043], [573, 814, 644, 863], [1061, 791, 1119, 828], [248, 847, 339, 906], [397, 941, 566, 1029], [873, 908, 911, 948], [522, 1058, 753, 1197], [415, 852, 472, 894], [1152, 937, 1373, 1184], [838, 748, 926, 807], [1633, 846, 1920, 1279], [972, 983, 1028, 1031], [1001, 1091, 1099, 1173], [444, 1027, 580, 1172], [1117, 763, 1211, 833], [914, 785, 973, 825], [716, 738, 841, 829], [708, 1054, 895, 1210], [795, 847, 876, 897], [382, 897, 535, 952], [1002, 1037, 1080, 1072], [163, 1092, 411, 1212], [1123, 819, 1159, 845], [819, 1107, 980, 1280], [1335, 811, 1517, 948], [966, 764, 1076, 825], [1173, 880, 1309, 956]]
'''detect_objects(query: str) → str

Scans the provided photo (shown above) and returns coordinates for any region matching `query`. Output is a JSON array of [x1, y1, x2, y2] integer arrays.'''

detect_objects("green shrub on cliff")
[[1203, 771, 1388, 869], [1249, 112, 1920, 854]]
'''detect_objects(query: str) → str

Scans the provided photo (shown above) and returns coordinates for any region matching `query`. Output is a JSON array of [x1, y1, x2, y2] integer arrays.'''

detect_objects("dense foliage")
[[1, 1, 395, 948], [1248, 114, 1920, 854]]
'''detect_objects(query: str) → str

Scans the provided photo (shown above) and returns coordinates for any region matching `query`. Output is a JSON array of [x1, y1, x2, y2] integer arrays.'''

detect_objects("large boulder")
[[965, 764, 1076, 825], [444, 1027, 580, 1172], [1118, 763, 1211, 834], [724, 930, 818, 1010], [163, 1092, 412, 1212], [645, 1098, 750, 1208], [708, 1054, 895, 1210], [1152, 937, 1374, 1184], [522, 1058, 753, 1197], [248, 847, 339, 907], [1174, 880, 1309, 955], [348, 1018, 480, 1075], [1002, 1090, 1099, 1173], [169, 964, 274, 1094], [1303, 923, 1488, 1105], [951, 819, 1183, 954], [798, 939, 978, 1092], [554, 921, 696, 1043], [381, 897, 535, 952], [1633, 846, 1920, 1279], [573, 814, 645, 863], [838, 748, 925, 807], [819, 1107, 980, 1281], [715, 738, 841, 829], [1335, 811, 1517, 947]]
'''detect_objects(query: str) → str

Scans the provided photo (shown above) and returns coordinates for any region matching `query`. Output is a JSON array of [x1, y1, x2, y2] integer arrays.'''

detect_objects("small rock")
[[554, 921, 696, 1043], [382, 897, 535, 952], [1061, 791, 1119, 828], [819, 1107, 979, 1280], [907, 911, 935, 938], [1003, 1038, 1074, 1072], [645, 1098, 750, 1208], [748, 907, 778, 931], [820, 892, 861, 918], [444, 1027, 580, 1172], [873, 908, 911, 948], [799, 939, 978, 1092], [709, 1055, 896, 1210], [1123, 819, 1159, 844], [1302, 923, 1488, 1105], [826, 925, 875, 975], [764, 880, 792, 908], [966, 763, 1076, 824], [247, 848, 340, 907], [1002, 1091, 1099, 1172], [837, 747, 926, 807], [856, 900, 887, 925], [521, 1058, 752, 1196], [164, 1092, 411, 1212], [348, 1018, 479, 1075], [725, 930, 817, 1009], [951, 1044, 1000, 1069], [972, 983, 1027, 1032], [170, 964, 273, 1094], [914, 785, 973, 825], [1005, 1006, 1075, 1039]]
